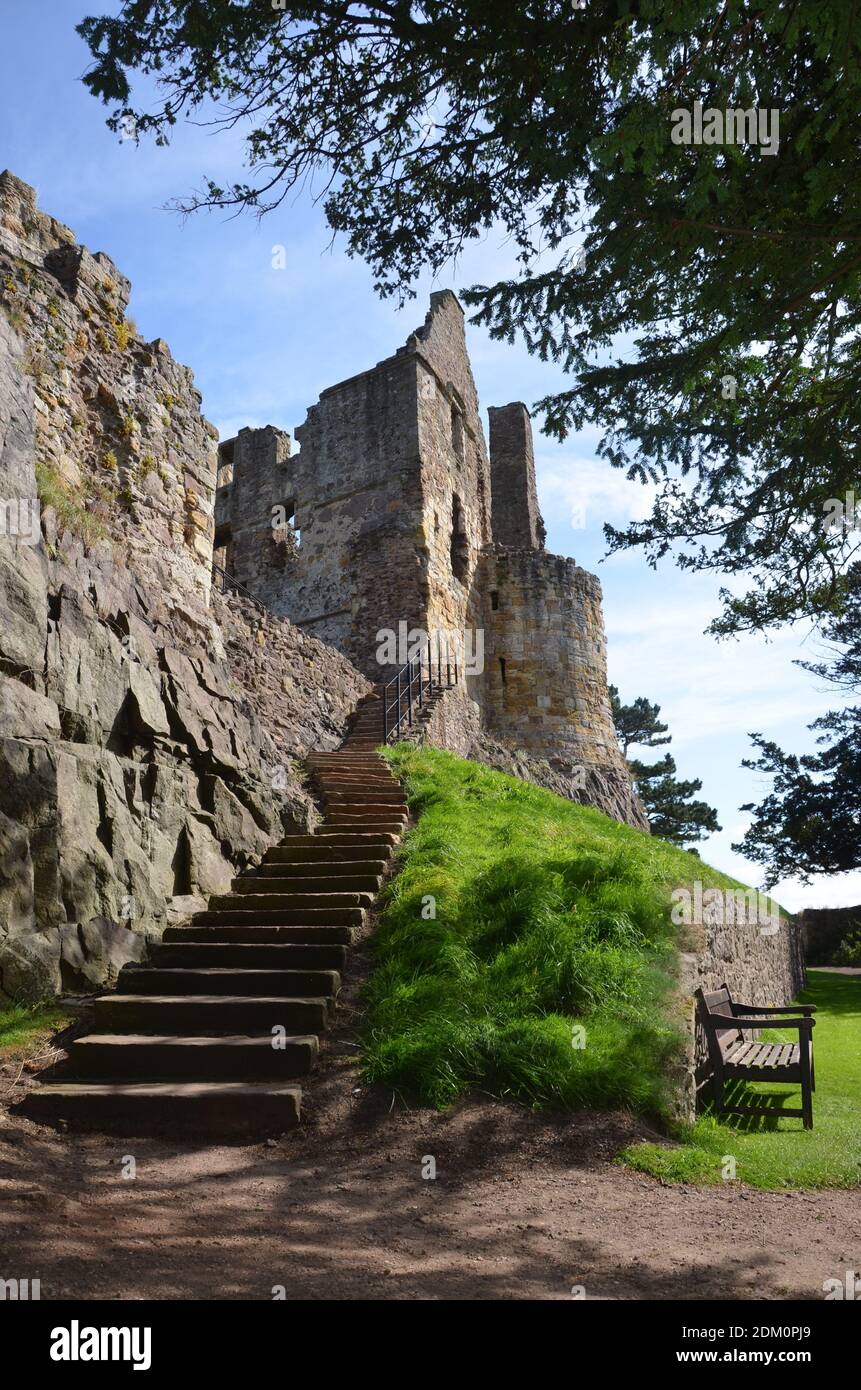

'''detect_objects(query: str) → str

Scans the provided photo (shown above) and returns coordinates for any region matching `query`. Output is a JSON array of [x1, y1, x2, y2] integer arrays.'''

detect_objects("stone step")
[[308, 761, 387, 770], [18, 1080, 302, 1135], [151, 941, 347, 969], [314, 778, 401, 790], [257, 860, 386, 877], [262, 844, 392, 862], [313, 832, 402, 844], [324, 817, 405, 831], [323, 791, 407, 806], [307, 753, 387, 763], [117, 965, 341, 997], [207, 890, 374, 912], [69, 1033, 319, 1080], [234, 874, 381, 894], [92, 993, 331, 1034], [312, 817, 400, 828], [193, 905, 365, 925], [164, 923, 353, 944], [273, 832, 398, 848]]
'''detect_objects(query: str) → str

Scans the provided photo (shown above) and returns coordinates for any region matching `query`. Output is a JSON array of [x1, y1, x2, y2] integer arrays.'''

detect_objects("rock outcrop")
[[0, 171, 369, 1001]]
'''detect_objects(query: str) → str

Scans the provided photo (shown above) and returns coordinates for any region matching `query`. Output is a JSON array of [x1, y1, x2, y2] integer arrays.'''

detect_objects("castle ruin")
[[215, 292, 645, 827]]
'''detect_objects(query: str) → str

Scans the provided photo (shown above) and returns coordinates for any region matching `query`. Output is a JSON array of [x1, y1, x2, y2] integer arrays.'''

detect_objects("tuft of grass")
[[622, 971, 861, 1189], [0, 1000, 66, 1053], [364, 746, 743, 1118], [35, 458, 110, 546]]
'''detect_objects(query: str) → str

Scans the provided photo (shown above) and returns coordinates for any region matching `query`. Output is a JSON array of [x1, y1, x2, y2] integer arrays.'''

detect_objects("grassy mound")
[[623, 970, 861, 1188], [364, 746, 740, 1117]]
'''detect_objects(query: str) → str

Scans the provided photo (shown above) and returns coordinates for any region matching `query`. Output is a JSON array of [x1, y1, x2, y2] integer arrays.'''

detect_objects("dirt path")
[[2, 1058, 857, 1301]]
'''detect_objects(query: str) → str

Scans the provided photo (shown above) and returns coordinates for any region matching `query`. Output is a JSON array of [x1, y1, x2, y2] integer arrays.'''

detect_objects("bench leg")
[[712, 1070, 724, 1117], [800, 1037, 814, 1130]]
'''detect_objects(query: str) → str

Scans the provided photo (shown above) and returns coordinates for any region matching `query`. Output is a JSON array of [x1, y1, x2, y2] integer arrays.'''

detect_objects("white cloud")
[[537, 453, 658, 532]]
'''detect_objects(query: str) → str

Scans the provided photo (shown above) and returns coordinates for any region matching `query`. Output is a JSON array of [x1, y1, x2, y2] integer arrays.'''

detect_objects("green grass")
[[0, 1000, 66, 1053], [365, 746, 746, 1117], [623, 970, 861, 1188]]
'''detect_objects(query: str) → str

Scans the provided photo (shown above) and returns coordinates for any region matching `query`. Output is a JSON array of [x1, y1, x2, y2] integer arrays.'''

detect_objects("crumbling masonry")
[[215, 292, 646, 828]]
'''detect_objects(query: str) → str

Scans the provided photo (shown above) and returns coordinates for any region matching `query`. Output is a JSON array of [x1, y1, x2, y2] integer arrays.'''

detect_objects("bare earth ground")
[[2, 1090, 859, 1302], [2, 927, 858, 1301], [3, 1056, 859, 1301]]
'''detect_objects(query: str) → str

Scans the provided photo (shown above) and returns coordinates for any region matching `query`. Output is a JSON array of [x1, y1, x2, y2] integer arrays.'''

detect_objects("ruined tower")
[[214, 292, 646, 828]]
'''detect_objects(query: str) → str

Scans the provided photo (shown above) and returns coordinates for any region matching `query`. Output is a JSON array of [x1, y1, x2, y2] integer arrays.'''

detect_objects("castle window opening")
[[451, 402, 465, 464], [491, 590, 499, 611], [213, 523, 233, 577], [450, 494, 469, 583], [499, 656, 507, 684]]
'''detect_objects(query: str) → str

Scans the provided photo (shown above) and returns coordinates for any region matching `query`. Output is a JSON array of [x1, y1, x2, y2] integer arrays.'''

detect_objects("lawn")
[[366, 745, 749, 1117], [0, 1000, 67, 1055], [623, 970, 861, 1189]]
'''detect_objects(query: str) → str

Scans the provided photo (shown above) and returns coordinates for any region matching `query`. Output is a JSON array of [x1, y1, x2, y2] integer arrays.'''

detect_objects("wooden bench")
[[695, 984, 816, 1129]]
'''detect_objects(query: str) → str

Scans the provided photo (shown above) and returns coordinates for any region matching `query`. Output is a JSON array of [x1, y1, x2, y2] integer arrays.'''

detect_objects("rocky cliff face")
[[0, 172, 369, 1002]]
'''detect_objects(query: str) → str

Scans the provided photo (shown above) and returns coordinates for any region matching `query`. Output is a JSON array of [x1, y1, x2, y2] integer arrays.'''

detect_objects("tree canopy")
[[736, 610, 861, 883], [78, 1, 861, 639]]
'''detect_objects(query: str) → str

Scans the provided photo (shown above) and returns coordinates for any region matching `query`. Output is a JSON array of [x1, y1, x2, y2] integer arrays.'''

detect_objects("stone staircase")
[[19, 691, 406, 1136]]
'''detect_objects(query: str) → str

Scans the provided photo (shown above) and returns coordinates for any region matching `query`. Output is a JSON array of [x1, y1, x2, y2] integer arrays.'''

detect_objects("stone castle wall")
[[481, 547, 619, 764], [0, 172, 370, 1001], [488, 403, 545, 549]]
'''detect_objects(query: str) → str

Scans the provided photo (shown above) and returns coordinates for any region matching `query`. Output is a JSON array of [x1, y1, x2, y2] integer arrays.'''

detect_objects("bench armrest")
[[733, 1003, 816, 1016], [721, 1015, 814, 1031]]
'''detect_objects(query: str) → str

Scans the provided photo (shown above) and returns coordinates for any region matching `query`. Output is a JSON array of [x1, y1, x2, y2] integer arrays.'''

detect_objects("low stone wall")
[[674, 910, 806, 1121], [799, 905, 861, 965]]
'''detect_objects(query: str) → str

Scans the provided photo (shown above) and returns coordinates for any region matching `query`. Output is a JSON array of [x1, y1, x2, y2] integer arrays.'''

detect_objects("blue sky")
[[1, 1, 856, 910]]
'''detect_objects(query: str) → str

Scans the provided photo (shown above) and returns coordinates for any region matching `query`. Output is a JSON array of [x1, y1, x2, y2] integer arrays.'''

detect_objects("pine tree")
[[609, 686, 671, 758], [611, 689, 720, 847]]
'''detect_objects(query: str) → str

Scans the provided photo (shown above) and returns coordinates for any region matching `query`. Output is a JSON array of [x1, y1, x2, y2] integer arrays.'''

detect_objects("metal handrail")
[[211, 561, 266, 613], [382, 634, 459, 743]]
